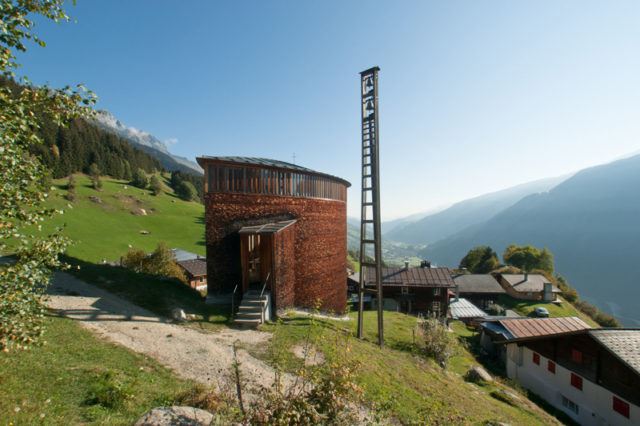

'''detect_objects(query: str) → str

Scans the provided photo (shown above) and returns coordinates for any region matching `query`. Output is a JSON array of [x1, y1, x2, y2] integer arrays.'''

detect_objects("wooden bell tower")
[[357, 66, 384, 347]]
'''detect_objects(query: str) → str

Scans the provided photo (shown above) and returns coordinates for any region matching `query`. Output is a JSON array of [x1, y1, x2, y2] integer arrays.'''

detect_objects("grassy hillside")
[[257, 312, 561, 425], [0, 317, 194, 425], [39, 174, 205, 262]]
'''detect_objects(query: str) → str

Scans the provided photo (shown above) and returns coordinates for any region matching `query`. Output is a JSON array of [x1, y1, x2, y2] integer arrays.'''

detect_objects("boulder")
[[465, 365, 493, 383], [135, 406, 213, 426], [172, 308, 187, 322]]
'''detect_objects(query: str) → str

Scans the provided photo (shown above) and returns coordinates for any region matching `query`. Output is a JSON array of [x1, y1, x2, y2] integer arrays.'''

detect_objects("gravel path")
[[46, 272, 293, 397]]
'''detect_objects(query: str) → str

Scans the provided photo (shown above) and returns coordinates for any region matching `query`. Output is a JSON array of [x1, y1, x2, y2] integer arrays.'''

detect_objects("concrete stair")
[[233, 291, 269, 327]]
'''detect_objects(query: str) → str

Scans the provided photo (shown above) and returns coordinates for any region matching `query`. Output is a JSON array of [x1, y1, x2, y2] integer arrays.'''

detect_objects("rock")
[[172, 308, 187, 322], [465, 365, 492, 383], [135, 406, 213, 426], [89, 196, 102, 204], [139, 230, 150, 235]]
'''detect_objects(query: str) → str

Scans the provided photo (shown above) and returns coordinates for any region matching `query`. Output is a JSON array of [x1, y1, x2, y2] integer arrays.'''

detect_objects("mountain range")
[[408, 154, 640, 326], [385, 175, 568, 244], [94, 111, 203, 175]]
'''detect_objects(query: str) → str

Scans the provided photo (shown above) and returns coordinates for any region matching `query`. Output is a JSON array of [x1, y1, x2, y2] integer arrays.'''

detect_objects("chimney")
[[404, 260, 410, 270], [420, 260, 432, 269]]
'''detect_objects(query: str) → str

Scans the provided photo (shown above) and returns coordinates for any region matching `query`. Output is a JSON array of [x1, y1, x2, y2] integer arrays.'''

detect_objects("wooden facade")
[[197, 156, 350, 313], [205, 162, 347, 202]]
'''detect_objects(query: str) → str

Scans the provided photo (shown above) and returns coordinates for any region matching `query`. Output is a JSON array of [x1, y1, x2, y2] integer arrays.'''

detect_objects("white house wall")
[[506, 344, 638, 426]]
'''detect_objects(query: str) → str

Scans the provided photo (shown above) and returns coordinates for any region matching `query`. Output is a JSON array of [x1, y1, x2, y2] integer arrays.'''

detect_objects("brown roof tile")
[[177, 258, 207, 278], [499, 317, 591, 339], [362, 266, 455, 288]]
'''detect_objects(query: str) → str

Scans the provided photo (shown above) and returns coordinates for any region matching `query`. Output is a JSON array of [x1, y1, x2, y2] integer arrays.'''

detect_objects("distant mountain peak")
[[93, 110, 202, 174]]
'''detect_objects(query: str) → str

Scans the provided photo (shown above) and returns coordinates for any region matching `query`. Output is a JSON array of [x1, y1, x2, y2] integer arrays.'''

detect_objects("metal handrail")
[[259, 272, 271, 322], [230, 284, 238, 320]]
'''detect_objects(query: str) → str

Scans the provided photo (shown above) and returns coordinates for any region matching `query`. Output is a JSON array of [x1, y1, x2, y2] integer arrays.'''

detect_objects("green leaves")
[[0, 0, 96, 351]]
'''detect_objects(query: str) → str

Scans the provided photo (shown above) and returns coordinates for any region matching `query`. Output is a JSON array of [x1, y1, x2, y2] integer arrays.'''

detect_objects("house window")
[[570, 373, 583, 390], [401, 286, 409, 295], [613, 396, 630, 419], [199, 277, 204, 283], [547, 360, 556, 374], [562, 395, 579, 415], [571, 349, 583, 364], [532, 352, 540, 365], [433, 288, 441, 296]]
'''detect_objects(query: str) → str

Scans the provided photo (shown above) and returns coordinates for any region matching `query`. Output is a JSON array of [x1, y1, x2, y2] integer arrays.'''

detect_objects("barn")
[[196, 156, 351, 318]]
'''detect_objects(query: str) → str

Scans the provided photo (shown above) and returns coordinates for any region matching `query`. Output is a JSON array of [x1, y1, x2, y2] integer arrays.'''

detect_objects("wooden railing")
[[230, 284, 239, 320], [260, 272, 271, 323]]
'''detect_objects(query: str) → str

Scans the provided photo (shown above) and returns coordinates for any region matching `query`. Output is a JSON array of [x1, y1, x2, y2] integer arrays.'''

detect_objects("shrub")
[[88, 162, 102, 190], [149, 175, 163, 196], [485, 303, 504, 316], [85, 371, 132, 408], [174, 383, 228, 412], [131, 168, 149, 189], [554, 275, 578, 303], [237, 318, 363, 425], [418, 318, 456, 368], [65, 175, 77, 202], [121, 243, 185, 283], [175, 180, 198, 201]]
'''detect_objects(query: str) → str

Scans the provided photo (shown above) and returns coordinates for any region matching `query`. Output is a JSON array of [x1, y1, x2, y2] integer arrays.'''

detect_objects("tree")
[[503, 244, 554, 275], [131, 168, 148, 189], [459, 246, 499, 273], [65, 174, 77, 202], [176, 180, 198, 201], [122, 160, 132, 181], [149, 175, 162, 196], [88, 162, 102, 190], [0, 0, 96, 351], [121, 243, 185, 283]]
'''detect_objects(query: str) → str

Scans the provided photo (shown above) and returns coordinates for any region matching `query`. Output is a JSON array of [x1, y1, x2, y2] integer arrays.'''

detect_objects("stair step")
[[233, 318, 262, 327], [238, 305, 262, 311], [236, 312, 263, 319]]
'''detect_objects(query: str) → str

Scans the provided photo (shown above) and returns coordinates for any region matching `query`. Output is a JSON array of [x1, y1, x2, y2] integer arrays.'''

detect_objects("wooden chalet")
[[361, 263, 455, 318]]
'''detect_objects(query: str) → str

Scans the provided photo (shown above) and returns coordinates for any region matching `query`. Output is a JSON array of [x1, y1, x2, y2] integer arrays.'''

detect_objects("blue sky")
[[19, 1, 640, 219]]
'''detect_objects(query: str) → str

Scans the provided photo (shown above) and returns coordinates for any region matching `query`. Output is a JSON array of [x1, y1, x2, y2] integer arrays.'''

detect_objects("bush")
[[131, 168, 149, 189], [88, 162, 102, 190], [85, 371, 132, 408], [175, 180, 198, 201], [65, 175, 77, 202], [174, 384, 227, 412], [417, 318, 456, 368], [149, 175, 163, 196], [121, 243, 185, 283], [485, 303, 505, 316]]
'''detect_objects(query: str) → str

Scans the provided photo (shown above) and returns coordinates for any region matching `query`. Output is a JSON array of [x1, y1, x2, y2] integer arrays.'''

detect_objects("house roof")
[[589, 329, 640, 375], [481, 316, 591, 341], [171, 248, 201, 262], [453, 274, 506, 294], [497, 274, 561, 293], [177, 258, 207, 278], [449, 298, 488, 319], [196, 156, 351, 187], [362, 266, 456, 288], [238, 220, 297, 235]]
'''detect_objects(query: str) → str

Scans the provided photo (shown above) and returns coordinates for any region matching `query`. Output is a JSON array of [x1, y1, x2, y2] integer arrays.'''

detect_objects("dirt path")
[[46, 272, 292, 397]]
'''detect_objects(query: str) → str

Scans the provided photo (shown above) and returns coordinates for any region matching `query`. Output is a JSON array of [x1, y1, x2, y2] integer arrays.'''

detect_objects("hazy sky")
[[19, 1, 640, 219]]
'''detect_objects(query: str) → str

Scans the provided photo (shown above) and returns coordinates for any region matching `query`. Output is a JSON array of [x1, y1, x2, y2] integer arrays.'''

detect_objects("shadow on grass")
[[455, 325, 506, 377], [63, 256, 230, 326]]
